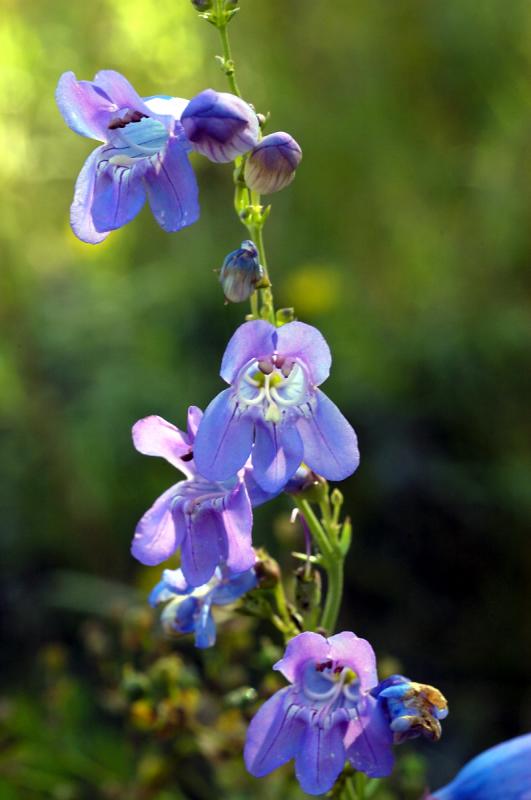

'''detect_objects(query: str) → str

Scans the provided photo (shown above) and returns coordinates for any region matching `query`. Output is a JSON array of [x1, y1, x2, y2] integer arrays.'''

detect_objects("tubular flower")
[[131, 407, 268, 587], [429, 734, 531, 800], [150, 564, 257, 649], [244, 631, 394, 796], [181, 88, 259, 163], [372, 674, 448, 744], [194, 320, 359, 493], [244, 132, 302, 194], [56, 70, 199, 243]]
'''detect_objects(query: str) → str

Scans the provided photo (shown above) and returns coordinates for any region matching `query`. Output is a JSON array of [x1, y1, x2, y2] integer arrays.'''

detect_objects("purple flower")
[[219, 239, 264, 303], [372, 674, 448, 744], [150, 564, 257, 648], [181, 89, 259, 163], [56, 70, 199, 243], [244, 631, 394, 795], [429, 734, 531, 800], [244, 132, 302, 194], [194, 320, 360, 493], [131, 407, 265, 587]]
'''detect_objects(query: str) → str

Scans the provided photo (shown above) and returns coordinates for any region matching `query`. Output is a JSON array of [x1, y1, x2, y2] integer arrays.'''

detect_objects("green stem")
[[344, 776, 359, 800], [217, 18, 241, 97]]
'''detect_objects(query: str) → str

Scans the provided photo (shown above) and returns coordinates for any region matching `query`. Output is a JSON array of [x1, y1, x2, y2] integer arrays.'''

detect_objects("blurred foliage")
[[1, 0, 531, 796]]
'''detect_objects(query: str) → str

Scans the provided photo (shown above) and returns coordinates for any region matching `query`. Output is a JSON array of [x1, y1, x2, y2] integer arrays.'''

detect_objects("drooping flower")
[[56, 70, 200, 244], [244, 631, 394, 796], [194, 320, 359, 493], [219, 239, 264, 303], [428, 734, 531, 800], [244, 132, 302, 194], [131, 407, 267, 587], [150, 564, 257, 648], [372, 674, 448, 744], [181, 89, 259, 163]]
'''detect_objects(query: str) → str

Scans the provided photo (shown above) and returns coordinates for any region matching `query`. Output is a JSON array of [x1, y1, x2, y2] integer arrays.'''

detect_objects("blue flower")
[[181, 88, 259, 163], [219, 239, 264, 303], [244, 132, 302, 194], [244, 631, 394, 796], [131, 407, 272, 587], [150, 564, 257, 649], [194, 320, 360, 493], [429, 734, 531, 800], [56, 70, 200, 243], [372, 674, 448, 744]]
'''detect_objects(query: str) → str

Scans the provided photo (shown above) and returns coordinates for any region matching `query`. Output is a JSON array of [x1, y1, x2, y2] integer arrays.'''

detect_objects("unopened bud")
[[182, 89, 259, 163], [244, 131, 302, 194], [219, 239, 264, 303], [191, 0, 213, 9], [254, 553, 281, 589]]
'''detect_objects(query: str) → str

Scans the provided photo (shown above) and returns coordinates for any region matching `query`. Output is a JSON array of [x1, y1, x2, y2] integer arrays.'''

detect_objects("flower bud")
[[181, 89, 259, 163], [190, 0, 213, 9], [244, 131, 302, 194], [219, 239, 264, 303], [372, 675, 448, 745]]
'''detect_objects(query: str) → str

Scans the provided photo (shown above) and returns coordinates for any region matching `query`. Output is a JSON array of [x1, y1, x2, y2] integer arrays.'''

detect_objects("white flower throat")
[[236, 356, 309, 424]]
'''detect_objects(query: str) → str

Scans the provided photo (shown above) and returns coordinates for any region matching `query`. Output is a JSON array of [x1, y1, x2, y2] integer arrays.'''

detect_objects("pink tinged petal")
[[143, 136, 200, 232], [274, 631, 329, 684], [297, 390, 360, 482], [93, 70, 151, 117], [276, 321, 331, 386], [70, 147, 110, 244], [131, 484, 185, 566], [193, 390, 254, 482], [186, 406, 203, 440], [222, 480, 255, 574], [295, 717, 348, 796], [132, 415, 193, 475], [91, 164, 145, 233], [220, 320, 276, 383], [181, 508, 227, 587], [327, 632, 379, 691], [244, 688, 305, 777], [56, 71, 115, 141], [252, 421, 303, 494], [345, 696, 395, 778]]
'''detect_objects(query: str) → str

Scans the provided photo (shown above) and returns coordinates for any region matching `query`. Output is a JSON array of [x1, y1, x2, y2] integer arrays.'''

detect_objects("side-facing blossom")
[[244, 132, 302, 194], [372, 674, 448, 744], [131, 406, 266, 587], [56, 70, 199, 243], [194, 320, 359, 493], [244, 631, 394, 796], [429, 734, 531, 800], [150, 564, 257, 648], [181, 89, 259, 163]]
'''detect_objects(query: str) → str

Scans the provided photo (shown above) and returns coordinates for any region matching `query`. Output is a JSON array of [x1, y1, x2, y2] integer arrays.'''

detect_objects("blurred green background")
[[1, 0, 531, 797]]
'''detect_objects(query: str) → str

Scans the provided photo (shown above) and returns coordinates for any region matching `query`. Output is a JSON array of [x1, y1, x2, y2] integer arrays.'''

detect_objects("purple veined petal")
[[345, 696, 395, 779], [186, 406, 203, 440], [131, 484, 185, 566], [194, 390, 254, 482], [244, 687, 305, 777], [180, 507, 227, 587], [252, 421, 303, 494], [70, 146, 110, 244], [143, 135, 200, 232], [327, 632, 379, 691], [91, 163, 146, 233], [132, 415, 193, 475], [181, 89, 259, 163], [276, 321, 331, 386], [296, 390, 360, 482], [93, 70, 151, 117], [294, 715, 348, 796], [56, 71, 115, 141], [221, 480, 255, 574], [274, 631, 329, 684], [212, 568, 257, 605], [243, 466, 280, 508], [220, 320, 276, 384]]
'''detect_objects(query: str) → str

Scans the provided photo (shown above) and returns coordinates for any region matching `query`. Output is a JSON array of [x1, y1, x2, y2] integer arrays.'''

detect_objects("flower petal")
[[181, 507, 227, 587], [276, 321, 331, 386], [93, 70, 151, 117], [56, 71, 115, 141], [243, 466, 280, 507], [345, 696, 395, 778], [274, 631, 329, 684], [220, 320, 276, 383], [143, 135, 200, 232], [296, 390, 360, 481], [244, 688, 305, 777], [91, 164, 145, 233], [252, 421, 303, 493], [144, 95, 189, 123], [131, 484, 185, 566], [132, 414, 193, 475], [182, 89, 259, 163], [222, 480, 255, 574], [212, 568, 257, 605], [294, 717, 347, 796], [194, 390, 254, 482], [327, 632, 379, 691], [70, 147, 110, 244]]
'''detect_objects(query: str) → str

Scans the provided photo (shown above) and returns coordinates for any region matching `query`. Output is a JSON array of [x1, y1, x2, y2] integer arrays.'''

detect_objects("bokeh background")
[[1, 0, 531, 797]]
